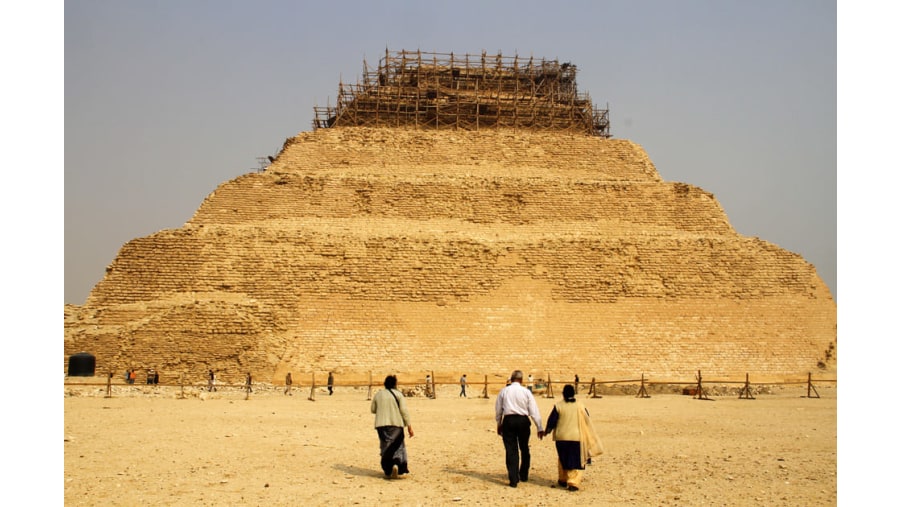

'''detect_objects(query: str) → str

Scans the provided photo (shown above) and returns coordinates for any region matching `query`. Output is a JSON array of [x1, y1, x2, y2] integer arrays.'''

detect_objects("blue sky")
[[62, 1, 838, 305]]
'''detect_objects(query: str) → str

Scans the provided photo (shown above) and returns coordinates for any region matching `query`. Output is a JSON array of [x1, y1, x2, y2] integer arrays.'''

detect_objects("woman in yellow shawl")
[[544, 384, 603, 491]]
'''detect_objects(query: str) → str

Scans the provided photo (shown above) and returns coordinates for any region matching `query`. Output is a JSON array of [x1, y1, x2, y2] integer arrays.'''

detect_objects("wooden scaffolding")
[[313, 49, 611, 137]]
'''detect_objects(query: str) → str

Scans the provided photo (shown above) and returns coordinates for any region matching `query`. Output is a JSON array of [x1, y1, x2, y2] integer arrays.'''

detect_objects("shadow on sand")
[[443, 466, 552, 487], [332, 463, 386, 479]]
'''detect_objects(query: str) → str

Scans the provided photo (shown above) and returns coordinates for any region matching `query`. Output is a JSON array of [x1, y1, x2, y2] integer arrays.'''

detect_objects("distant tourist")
[[459, 374, 467, 398], [327, 372, 334, 395], [245, 372, 253, 393], [527, 374, 534, 392], [371, 374, 414, 479], [544, 384, 603, 491], [208, 369, 216, 392], [284, 372, 293, 395]]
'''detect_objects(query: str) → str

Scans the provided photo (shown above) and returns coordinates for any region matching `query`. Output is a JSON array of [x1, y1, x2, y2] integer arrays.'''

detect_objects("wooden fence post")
[[545, 374, 554, 398], [636, 373, 650, 398], [431, 370, 437, 399], [738, 373, 755, 399], [481, 375, 489, 399], [694, 370, 711, 400], [805, 372, 820, 398]]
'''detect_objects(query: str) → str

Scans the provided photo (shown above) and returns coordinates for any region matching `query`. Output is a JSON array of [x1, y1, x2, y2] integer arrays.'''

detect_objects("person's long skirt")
[[376, 426, 409, 477], [555, 440, 584, 490]]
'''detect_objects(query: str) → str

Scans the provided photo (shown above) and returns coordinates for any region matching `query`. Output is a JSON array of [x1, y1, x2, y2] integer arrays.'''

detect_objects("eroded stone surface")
[[64, 128, 836, 385]]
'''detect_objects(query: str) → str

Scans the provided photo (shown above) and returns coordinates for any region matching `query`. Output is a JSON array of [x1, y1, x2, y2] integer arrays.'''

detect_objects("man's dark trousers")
[[501, 414, 532, 486]]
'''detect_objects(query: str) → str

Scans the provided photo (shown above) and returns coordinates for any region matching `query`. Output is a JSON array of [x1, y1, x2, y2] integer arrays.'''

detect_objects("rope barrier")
[[66, 370, 836, 401]]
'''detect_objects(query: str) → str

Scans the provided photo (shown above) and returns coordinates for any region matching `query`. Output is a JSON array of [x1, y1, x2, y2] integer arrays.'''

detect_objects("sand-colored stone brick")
[[64, 128, 836, 385]]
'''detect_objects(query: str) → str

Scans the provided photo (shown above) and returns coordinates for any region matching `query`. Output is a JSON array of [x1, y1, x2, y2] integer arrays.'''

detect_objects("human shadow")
[[333, 463, 387, 478], [443, 466, 550, 487], [335, 463, 552, 486]]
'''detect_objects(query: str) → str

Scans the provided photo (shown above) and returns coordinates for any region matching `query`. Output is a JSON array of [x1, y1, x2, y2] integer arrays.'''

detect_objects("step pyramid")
[[64, 51, 835, 387]]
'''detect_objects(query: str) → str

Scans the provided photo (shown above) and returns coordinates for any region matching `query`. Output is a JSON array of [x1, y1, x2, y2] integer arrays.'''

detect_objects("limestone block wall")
[[64, 128, 836, 384], [86, 227, 822, 306], [268, 128, 660, 181], [189, 175, 731, 235]]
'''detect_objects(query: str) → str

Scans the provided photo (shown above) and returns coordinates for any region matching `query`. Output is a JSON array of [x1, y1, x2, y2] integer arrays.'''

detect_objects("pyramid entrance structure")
[[64, 50, 836, 387]]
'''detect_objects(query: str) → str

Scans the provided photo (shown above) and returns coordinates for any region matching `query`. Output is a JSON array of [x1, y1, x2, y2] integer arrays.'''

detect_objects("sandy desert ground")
[[63, 379, 836, 506]]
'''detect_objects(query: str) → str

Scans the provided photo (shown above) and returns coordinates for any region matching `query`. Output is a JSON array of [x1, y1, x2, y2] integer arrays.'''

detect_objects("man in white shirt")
[[495, 369, 544, 487]]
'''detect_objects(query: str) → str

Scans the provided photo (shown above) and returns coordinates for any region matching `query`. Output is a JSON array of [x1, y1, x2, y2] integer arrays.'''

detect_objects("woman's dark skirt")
[[555, 440, 583, 470], [376, 426, 409, 476]]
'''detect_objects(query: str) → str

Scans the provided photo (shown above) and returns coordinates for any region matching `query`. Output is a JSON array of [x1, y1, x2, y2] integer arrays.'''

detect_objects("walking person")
[[327, 371, 334, 395], [284, 372, 293, 395], [208, 369, 216, 392], [495, 369, 544, 488], [245, 372, 253, 393], [459, 374, 467, 398], [371, 374, 414, 479], [544, 384, 603, 491]]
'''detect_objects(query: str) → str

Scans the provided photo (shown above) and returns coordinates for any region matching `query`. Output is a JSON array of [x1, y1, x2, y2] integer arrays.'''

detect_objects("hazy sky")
[[64, 0, 836, 304]]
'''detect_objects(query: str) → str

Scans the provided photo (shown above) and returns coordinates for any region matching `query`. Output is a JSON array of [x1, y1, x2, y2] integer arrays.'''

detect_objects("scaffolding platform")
[[313, 49, 610, 137]]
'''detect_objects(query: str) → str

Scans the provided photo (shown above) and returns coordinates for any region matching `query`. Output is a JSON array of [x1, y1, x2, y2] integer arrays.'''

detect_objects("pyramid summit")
[[64, 51, 835, 386], [313, 49, 610, 137]]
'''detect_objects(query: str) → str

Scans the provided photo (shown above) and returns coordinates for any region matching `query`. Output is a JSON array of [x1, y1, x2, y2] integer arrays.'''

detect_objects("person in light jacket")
[[544, 384, 603, 491], [371, 375, 415, 478]]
